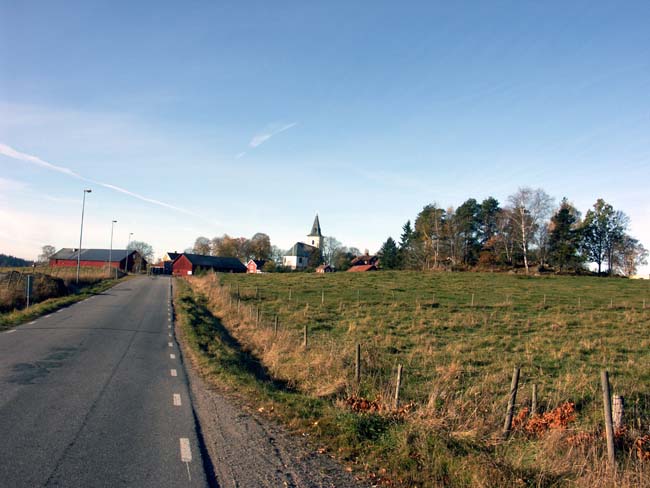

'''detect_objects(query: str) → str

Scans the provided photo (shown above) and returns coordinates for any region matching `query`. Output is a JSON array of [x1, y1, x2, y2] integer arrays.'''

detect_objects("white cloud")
[[249, 122, 297, 148]]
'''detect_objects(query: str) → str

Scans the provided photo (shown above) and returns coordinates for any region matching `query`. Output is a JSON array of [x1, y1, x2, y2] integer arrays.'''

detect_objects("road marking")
[[170, 354, 176, 359], [168, 325, 171, 329], [28, 321, 36, 325], [45, 314, 52, 318], [181, 438, 193, 481], [173, 393, 182, 406], [57, 309, 64, 313], [171, 369, 177, 377], [6, 329, 16, 334], [168, 333, 172, 337], [168, 342, 173, 347]]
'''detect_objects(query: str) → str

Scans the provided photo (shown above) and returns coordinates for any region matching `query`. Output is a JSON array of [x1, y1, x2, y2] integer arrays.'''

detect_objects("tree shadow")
[[180, 293, 296, 394]]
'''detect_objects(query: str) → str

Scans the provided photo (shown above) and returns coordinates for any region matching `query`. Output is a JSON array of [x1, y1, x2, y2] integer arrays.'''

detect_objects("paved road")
[[0, 276, 211, 488]]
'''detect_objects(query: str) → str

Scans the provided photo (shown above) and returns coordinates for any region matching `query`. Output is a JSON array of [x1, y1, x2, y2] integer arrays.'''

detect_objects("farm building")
[[347, 264, 377, 272], [49, 248, 146, 272], [246, 259, 267, 273], [172, 253, 246, 276], [316, 264, 334, 273], [350, 254, 379, 267], [161, 252, 181, 274], [283, 215, 323, 270]]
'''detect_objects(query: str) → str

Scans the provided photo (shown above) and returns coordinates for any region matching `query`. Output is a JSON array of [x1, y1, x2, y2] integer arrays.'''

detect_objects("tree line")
[[378, 187, 647, 276]]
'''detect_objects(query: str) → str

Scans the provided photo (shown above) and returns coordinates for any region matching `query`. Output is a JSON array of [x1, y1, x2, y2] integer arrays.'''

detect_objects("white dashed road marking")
[[6, 329, 16, 334], [45, 315, 51, 318], [168, 342, 173, 347], [170, 354, 176, 359], [173, 393, 182, 406], [170, 369, 177, 377], [28, 321, 36, 325]]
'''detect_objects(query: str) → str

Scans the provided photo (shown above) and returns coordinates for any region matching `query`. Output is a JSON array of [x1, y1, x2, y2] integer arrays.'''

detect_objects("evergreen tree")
[[398, 220, 417, 269], [455, 198, 481, 265], [379, 237, 399, 269], [548, 198, 582, 272]]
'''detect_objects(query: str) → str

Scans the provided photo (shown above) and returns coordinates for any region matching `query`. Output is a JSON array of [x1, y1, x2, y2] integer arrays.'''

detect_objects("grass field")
[[179, 271, 650, 486]]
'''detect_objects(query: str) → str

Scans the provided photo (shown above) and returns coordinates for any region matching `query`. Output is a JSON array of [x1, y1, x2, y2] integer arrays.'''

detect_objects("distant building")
[[283, 215, 323, 270], [172, 253, 246, 276], [347, 264, 377, 272], [350, 254, 379, 267], [246, 259, 267, 274], [162, 252, 181, 274], [316, 264, 334, 273], [49, 248, 146, 272]]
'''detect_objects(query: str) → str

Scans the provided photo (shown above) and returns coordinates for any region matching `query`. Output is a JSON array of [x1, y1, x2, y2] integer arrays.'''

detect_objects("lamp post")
[[76, 188, 92, 284], [109, 220, 117, 278], [125, 232, 133, 273]]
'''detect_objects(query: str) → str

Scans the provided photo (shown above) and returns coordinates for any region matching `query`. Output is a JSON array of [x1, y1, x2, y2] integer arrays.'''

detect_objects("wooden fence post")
[[274, 315, 278, 335], [357, 289, 360, 307], [471, 293, 475, 307], [256, 307, 260, 326], [601, 371, 616, 468], [237, 299, 240, 313], [543, 294, 546, 307], [394, 364, 403, 409], [354, 343, 361, 383], [303, 325, 308, 349], [613, 395, 624, 430], [531, 384, 538, 416], [502, 367, 520, 439], [321, 289, 324, 305], [289, 287, 292, 300], [237, 283, 240, 299]]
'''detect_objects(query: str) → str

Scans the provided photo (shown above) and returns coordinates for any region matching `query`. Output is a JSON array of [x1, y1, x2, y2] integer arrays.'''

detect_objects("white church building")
[[283, 215, 323, 270]]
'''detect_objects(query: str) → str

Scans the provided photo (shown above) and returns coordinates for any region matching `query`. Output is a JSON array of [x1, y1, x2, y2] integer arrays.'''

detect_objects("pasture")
[[182, 271, 650, 486]]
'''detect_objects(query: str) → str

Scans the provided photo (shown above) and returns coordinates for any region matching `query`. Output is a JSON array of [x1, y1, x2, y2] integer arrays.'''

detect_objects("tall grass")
[[183, 271, 650, 486]]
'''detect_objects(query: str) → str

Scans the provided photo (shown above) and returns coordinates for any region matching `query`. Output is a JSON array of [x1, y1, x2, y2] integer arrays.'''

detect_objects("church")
[[282, 215, 323, 270]]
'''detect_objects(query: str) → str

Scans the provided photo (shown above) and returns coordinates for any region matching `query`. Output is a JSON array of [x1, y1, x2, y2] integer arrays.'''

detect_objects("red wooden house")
[[172, 254, 246, 276], [246, 260, 267, 273]]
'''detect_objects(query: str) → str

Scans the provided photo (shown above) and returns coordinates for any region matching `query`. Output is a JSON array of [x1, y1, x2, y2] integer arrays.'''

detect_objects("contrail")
[[0, 142, 203, 219]]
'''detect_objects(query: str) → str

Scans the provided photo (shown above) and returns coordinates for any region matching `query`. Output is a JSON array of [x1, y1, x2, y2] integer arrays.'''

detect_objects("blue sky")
[[1, 1, 649, 273]]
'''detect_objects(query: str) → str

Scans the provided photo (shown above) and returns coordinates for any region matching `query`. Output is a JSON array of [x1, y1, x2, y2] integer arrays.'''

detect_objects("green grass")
[[0, 278, 122, 331], [180, 271, 650, 487]]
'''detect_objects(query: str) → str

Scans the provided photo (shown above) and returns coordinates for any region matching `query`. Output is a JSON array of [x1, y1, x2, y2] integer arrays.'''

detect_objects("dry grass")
[[182, 270, 650, 487]]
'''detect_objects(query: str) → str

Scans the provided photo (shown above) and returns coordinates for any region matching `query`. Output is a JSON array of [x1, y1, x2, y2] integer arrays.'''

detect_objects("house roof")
[[248, 259, 267, 268], [308, 214, 322, 237], [164, 252, 181, 261], [347, 264, 377, 272], [286, 242, 318, 258], [50, 248, 140, 263], [180, 253, 246, 272], [316, 264, 332, 271], [350, 254, 378, 266]]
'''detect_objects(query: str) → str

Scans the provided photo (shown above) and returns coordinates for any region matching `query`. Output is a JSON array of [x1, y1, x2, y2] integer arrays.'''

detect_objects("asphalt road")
[[0, 276, 210, 488]]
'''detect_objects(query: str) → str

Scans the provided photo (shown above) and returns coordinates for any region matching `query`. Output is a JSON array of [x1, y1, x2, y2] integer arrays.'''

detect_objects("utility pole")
[[76, 188, 92, 284], [109, 220, 117, 278], [125, 232, 133, 273]]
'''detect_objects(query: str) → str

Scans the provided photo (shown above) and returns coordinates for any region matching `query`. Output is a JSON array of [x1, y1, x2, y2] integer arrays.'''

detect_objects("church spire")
[[309, 214, 322, 237]]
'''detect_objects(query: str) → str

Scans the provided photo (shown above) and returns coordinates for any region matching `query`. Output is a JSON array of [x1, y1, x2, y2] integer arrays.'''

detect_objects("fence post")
[[237, 298, 240, 313], [531, 383, 538, 416], [237, 283, 240, 299], [601, 371, 616, 469], [321, 289, 324, 305], [543, 294, 546, 307], [303, 325, 308, 349], [502, 367, 520, 439], [394, 364, 403, 409], [354, 343, 361, 383], [471, 293, 475, 307], [613, 395, 624, 430], [274, 315, 278, 335], [357, 289, 360, 307], [25, 275, 32, 309], [256, 307, 260, 326], [289, 287, 292, 300]]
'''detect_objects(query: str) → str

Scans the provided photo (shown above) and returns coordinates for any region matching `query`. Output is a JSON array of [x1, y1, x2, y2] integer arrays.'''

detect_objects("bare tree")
[[322, 236, 342, 265], [38, 245, 56, 263], [192, 236, 211, 255], [507, 187, 554, 274]]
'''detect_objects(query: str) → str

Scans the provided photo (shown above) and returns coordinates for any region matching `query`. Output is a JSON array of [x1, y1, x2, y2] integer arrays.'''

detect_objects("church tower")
[[307, 214, 323, 249]]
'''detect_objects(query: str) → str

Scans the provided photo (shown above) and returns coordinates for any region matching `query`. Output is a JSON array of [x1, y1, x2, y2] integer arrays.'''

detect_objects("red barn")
[[172, 254, 246, 276], [49, 248, 146, 272]]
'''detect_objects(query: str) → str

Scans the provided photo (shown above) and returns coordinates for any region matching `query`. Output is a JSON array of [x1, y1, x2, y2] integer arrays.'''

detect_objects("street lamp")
[[125, 232, 133, 272], [109, 220, 117, 278], [76, 189, 92, 284]]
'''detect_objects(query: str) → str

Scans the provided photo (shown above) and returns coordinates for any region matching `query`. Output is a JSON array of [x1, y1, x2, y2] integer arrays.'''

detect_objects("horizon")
[[1, 2, 648, 275]]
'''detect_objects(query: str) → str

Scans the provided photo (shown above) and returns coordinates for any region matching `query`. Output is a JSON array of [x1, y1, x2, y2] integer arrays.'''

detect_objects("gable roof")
[[351, 254, 378, 266], [50, 248, 141, 263], [286, 242, 318, 258], [308, 214, 322, 237], [180, 253, 246, 272], [248, 259, 267, 268], [164, 252, 181, 261]]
